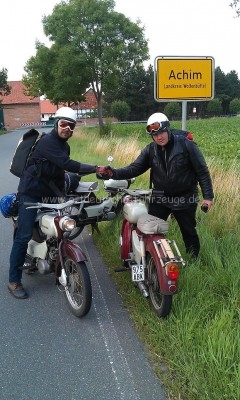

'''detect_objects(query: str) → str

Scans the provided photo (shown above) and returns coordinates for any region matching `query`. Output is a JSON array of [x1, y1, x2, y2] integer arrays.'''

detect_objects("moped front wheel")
[[147, 255, 172, 318], [63, 258, 92, 317], [68, 225, 84, 240]]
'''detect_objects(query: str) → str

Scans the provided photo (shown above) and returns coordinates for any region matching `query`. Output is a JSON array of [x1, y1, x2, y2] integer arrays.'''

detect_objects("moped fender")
[[144, 234, 178, 295], [121, 219, 132, 260], [60, 240, 87, 262]]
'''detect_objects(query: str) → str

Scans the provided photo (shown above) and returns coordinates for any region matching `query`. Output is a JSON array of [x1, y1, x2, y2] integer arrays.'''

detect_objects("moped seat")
[[137, 214, 168, 235], [74, 181, 99, 193]]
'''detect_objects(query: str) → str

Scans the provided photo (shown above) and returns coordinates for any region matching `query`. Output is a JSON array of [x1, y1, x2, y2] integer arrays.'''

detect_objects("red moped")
[[116, 188, 185, 317]]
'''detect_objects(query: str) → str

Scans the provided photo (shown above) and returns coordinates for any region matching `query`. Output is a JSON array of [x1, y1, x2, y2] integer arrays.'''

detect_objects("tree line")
[[1, 0, 240, 127], [105, 65, 240, 121]]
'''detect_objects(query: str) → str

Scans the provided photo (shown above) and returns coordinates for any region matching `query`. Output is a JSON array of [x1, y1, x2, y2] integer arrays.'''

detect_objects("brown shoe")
[[8, 282, 28, 299]]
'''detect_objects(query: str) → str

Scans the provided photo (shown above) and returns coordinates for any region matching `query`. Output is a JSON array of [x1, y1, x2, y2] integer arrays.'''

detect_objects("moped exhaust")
[[137, 281, 149, 297]]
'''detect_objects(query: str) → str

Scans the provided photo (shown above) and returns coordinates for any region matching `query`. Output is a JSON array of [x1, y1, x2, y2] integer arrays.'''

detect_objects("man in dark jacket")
[[8, 106, 107, 299], [102, 112, 214, 260]]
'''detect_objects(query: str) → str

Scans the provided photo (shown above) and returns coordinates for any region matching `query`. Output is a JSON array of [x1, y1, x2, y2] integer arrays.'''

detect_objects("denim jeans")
[[9, 194, 42, 283]]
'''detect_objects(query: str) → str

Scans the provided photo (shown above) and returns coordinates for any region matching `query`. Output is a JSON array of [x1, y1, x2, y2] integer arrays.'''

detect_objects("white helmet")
[[54, 107, 76, 123], [146, 112, 170, 135]]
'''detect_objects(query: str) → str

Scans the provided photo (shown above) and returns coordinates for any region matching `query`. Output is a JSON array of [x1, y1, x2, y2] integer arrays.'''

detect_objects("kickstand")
[[91, 223, 100, 235]]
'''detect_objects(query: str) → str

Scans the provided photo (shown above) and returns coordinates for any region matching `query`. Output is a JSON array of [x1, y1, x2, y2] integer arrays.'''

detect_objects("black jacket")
[[18, 129, 96, 197], [112, 134, 214, 209]]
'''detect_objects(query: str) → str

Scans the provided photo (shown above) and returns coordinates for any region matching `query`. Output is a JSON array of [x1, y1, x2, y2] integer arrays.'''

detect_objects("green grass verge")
[[70, 117, 240, 400]]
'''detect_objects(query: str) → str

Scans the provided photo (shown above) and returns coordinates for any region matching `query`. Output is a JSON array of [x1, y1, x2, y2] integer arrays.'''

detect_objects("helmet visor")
[[146, 121, 169, 135], [58, 119, 76, 131]]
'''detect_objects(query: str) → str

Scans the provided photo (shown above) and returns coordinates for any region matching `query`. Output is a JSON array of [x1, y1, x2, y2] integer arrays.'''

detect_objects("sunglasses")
[[58, 119, 76, 131], [146, 121, 169, 135]]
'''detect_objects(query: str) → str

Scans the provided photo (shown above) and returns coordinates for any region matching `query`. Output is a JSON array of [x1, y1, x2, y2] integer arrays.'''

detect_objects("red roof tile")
[[40, 99, 58, 114], [0, 83, 98, 111], [0, 81, 40, 104]]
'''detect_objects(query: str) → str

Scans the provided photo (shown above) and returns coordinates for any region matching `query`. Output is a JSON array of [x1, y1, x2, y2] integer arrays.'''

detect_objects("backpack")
[[10, 129, 45, 178], [10, 128, 64, 197], [171, 128, 194, 141]]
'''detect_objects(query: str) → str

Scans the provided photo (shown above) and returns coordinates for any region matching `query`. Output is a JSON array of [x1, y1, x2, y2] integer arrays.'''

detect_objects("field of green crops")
[[71, 116, 239, 400]]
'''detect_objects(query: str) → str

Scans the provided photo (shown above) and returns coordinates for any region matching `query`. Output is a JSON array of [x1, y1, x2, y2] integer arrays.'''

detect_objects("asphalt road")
[[0, 129, 167, 400]]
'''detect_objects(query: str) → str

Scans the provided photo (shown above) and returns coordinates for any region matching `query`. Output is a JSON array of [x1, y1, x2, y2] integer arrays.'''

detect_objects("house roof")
[[0, 81, 98, 112], [41, 89, 98, 114], [0, 81, 40, 104], [40, 99, 58, 114], [75, 88, 98, 109]]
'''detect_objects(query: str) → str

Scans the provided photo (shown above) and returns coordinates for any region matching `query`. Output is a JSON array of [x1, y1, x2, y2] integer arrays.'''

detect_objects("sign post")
[[154, 56, 215, 129]]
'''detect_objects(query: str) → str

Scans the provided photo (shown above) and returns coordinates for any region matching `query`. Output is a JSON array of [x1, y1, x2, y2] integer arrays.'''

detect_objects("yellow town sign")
[[155, 56, 215, 101]]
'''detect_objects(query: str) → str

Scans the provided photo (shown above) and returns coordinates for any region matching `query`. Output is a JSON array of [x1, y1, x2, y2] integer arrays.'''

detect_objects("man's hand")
[[96, 165, 114, 180], [200, 199, 213, 212]]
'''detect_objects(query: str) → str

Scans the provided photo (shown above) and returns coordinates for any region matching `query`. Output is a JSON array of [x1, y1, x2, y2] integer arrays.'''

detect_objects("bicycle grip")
[[201, 203, 208, 213]]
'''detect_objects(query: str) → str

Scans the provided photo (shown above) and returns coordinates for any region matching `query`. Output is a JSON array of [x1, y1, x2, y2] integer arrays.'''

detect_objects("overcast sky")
[[1, 0, 239, 81]]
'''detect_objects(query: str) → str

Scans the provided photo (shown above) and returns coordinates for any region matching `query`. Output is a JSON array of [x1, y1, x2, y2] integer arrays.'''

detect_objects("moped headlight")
[[59, 216, 76, 232]]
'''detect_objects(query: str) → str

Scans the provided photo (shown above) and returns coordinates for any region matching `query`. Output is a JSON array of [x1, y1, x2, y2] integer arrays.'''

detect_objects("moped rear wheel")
[[63, 259, 92, 317], [147, 255, 172, 318]]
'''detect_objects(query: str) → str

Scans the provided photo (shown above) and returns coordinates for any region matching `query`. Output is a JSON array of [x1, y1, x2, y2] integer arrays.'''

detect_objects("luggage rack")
[[153, 238, 186, 267]]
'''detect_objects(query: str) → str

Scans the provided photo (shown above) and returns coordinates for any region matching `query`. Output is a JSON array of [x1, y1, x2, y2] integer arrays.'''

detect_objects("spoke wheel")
[[147, 255, 172, 318], [63, 259, 92, 317]]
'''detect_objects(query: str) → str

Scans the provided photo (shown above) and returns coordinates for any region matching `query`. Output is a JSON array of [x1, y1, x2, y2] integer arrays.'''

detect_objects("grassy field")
[[70, 117, 240, 400]]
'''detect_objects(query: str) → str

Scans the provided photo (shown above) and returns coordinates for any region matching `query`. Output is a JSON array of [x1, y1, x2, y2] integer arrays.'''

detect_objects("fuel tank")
[[123, 201, 148, 224]]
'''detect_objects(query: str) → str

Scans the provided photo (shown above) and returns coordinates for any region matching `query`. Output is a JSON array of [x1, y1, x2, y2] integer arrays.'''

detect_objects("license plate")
[[131, 265, 145, 282]]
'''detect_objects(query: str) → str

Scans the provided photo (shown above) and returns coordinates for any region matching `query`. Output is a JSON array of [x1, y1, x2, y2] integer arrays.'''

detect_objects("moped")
[[13, 198, 92, 318], [116, 188, 186, 317], [66, 177, 135, 240]]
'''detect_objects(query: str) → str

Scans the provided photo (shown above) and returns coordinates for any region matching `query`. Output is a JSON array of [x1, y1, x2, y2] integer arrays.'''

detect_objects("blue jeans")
[[9, 194, 42, 283]]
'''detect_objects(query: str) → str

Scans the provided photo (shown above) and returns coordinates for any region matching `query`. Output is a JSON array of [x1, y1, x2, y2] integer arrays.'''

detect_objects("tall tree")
[[0, 68, 11, 99], [104, 64, 161, 121], [23, 41, 88, 104], [230, 0, 240, 16], [24, 0, 149, 130], [214, 67, 228, 96], [214, 67, 231, 114], [225, 70, 240, 98]]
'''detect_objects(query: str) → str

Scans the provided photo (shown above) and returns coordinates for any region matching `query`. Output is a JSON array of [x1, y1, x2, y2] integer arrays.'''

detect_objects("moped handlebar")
[[24, 202, 40, 207], [123, 189, 152, 196], [24, 199, 83, 210]]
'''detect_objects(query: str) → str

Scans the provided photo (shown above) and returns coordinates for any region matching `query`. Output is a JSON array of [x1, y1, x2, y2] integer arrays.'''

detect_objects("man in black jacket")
[[8, 107, 107, 299], [102, 112, 214, 260]]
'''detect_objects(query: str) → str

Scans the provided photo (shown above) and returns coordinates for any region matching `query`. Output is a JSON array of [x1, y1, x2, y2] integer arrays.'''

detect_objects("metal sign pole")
[[182, 101, 187, 130]]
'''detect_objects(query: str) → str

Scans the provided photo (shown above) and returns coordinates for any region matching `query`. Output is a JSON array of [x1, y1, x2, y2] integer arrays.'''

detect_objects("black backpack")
[[10, 129, 65, 197], [171, 128, 194, 141], [10, 129, 45, 178]]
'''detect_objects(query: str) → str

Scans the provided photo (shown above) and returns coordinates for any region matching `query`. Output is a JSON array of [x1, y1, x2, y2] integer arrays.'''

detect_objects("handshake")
[[95, 165, 114, 180]]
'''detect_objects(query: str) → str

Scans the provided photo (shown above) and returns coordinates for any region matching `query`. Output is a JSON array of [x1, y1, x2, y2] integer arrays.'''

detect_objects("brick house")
[[40, 99, 58, 121], [74, 88, 98, 117], [0, 83, 99, 130], [41, 88, 98, 120], [0, 81, 40, 130]]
